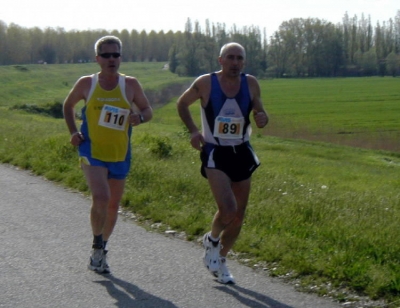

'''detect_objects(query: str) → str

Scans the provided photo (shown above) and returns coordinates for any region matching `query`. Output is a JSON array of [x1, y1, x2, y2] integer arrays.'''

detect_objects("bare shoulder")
[[68, 75, 93, 98], [245, 74, 261, 94], [191, 73, 211, 94], [75, 75, 93, 88], [124, 75, 138, 82], [194, 74, 211, 86], [124, 75, 142, 87], [177, 73, 212, 107], [64, 75, 93, 104], [245, 74, 260, 86], [195, 73, 211, 84]]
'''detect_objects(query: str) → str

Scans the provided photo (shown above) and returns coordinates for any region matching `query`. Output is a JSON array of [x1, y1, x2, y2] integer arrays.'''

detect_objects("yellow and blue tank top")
[[79, 73, 132, 162]]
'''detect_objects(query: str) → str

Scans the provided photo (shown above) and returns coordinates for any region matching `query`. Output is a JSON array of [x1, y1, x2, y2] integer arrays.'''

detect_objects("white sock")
[[208, 232, 220, 242]]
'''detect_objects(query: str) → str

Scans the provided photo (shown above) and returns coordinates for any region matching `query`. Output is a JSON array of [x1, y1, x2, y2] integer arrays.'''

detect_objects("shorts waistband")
[[203, 141, 249, 153]]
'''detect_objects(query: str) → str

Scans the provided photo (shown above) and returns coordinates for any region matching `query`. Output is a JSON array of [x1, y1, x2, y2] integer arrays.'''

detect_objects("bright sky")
[[1, 0, 398, 36]]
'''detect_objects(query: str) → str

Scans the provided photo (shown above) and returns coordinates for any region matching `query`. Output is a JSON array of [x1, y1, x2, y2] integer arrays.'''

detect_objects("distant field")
[[260, 77, 400, 152], [0, 62, 190, 107]]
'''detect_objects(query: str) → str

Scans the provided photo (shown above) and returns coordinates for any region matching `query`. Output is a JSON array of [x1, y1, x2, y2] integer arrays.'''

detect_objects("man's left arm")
[[127, 77, 153, 125], [248, 75, 269, 128]]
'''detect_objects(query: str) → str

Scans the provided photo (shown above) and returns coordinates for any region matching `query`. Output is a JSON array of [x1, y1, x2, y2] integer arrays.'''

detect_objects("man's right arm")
[[63, 77, 90, 145], [177, 78, 206, 150]]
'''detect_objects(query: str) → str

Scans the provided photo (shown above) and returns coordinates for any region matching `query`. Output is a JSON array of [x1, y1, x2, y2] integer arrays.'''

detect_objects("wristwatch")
[[139, 114, 144, 123]]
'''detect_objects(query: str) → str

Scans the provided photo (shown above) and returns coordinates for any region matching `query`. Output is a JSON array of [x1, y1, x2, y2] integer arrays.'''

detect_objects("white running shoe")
[[202, 233, 221, 272], [216, 257, 235, 284], [88, 248, 109, 273], [102, 250, 110, 274]]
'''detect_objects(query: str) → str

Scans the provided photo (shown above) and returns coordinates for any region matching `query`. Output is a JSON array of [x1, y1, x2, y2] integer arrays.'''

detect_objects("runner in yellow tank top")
[[81, 73, 131, 162], [63, 36, 153, 274]]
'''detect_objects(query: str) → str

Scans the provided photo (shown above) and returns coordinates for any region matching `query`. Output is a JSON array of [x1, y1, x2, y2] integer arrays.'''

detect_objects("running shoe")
[[102, 250, 110, 274], [88, 248, 107, 273], [216, 257, 235, 284], [202, 233, 221, 272]]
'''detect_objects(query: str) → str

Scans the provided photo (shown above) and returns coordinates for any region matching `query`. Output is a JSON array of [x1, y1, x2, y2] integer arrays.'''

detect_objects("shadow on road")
[[94, 274, 178, 308], [214, 284, 294, 308]]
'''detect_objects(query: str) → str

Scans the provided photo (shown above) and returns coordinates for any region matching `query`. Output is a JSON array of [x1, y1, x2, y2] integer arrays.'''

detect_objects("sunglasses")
[[99, 53, 121, 59]]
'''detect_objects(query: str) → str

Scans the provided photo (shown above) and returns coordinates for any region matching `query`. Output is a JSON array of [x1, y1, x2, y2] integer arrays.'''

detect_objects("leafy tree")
[[120, 29, 132, 61], [362, 48, 378, 76], [6, 23, 30, 64], [130, 30, 141, 61], [267, 31, 289, 77], [168, 44, 179, 73], [0, 11, 399, 78], [268, 18, 343, 77], [386, 51, 399, 76], [0, 21, 8, 65], [139, 30, 148, 61], [395, 10, 400, 53], [176, 19, 213, 76]]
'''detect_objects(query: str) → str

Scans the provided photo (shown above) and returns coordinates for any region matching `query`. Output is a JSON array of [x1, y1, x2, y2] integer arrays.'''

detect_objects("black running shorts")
[[200, 142, 260, 182]]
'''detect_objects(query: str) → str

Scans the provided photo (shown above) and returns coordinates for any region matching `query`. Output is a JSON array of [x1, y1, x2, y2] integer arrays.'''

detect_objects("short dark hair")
[[94, 36, 122, 56]]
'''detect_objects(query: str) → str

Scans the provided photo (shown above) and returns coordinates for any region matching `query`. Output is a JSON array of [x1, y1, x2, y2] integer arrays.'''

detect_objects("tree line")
[[0, 11, 399, 78]]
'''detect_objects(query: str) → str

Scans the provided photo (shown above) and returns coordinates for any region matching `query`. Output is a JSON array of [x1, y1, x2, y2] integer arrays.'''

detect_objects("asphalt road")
[[0, 163, 342, 308]]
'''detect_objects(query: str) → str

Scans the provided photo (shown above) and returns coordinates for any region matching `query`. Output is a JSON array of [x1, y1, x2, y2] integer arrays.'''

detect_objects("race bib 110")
[[98, 105, 130, 131]]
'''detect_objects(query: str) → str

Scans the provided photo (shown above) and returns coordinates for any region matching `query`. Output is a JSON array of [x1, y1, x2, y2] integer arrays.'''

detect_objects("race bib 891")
[[98, 105, 130, 131]]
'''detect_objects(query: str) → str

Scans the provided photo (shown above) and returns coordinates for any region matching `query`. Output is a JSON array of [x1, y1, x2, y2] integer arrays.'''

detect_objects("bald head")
[[219, 43, 246, 59]]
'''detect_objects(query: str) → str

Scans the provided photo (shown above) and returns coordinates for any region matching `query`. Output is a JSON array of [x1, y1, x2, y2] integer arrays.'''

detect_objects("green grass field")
[[0, 63, 190, 107], [263, 77, 400, 152], [0, 63, 400, 306]]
